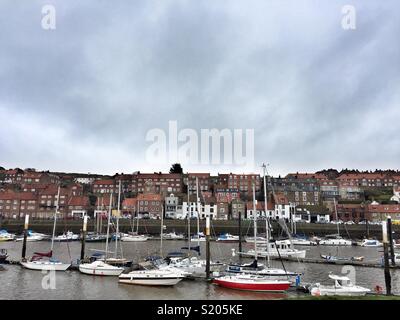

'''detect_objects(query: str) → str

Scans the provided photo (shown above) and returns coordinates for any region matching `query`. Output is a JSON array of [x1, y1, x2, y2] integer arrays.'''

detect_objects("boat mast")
[[252, 183, 258, 262], [333, 197, 340, 236], [262, 164, 270, 268], [196, 177, 200, 247], [160, 206, 164, 257], [187, 179, 191, 252], [115, 180, 121, 258], [105, 192, 113, 260], [51, 185, 61, 252]]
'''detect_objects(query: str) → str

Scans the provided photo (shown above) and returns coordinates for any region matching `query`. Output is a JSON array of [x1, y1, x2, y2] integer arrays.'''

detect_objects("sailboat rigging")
[[21, 185, 71, 271]]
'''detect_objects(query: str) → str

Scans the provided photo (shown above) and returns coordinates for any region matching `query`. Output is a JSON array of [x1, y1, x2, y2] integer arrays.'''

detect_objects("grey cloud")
[[0, 0, 399, 176]]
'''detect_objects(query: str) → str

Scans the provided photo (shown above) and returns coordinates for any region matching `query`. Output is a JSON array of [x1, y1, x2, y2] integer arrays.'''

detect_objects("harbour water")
[[1, 240, 399, 299]]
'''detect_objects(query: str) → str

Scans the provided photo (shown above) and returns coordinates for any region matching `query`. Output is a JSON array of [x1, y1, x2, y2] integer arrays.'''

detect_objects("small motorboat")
[[54, 231, 79, 242], [359, 239, 383, 247], [290, 237, 318, 246], [118, 269, 184, 286], [162, 232, 185, 240], [310, 274, 370, 296], [0, 230, 15, 242], [217, 233, 239, 242], [320, 254, 364, 262], [15, 230, 49, 242], [79, 260, 124, 276], [213, 274, 291, 292], [120, 233, 149, 242], [0, 249, 8, 263], [85, 233, 110, 243], [190, 232, 206, 242], [319, 235, 352, 246]]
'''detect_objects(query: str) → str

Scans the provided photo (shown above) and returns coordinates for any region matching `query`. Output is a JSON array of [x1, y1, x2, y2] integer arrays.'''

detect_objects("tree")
[[169, 163, 183, 174]]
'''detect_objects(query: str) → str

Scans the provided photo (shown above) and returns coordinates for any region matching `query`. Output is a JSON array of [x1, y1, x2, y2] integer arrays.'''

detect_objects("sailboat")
[[79, 185, 125, 276], [120, 204, 149, 242], [214, 183, 291, 292], [320, 199, 361, 262], [21, 186, 71, 271], [319, 199, 352, 246], [228, 164, 300, 279], [119, 207, 185, 286]]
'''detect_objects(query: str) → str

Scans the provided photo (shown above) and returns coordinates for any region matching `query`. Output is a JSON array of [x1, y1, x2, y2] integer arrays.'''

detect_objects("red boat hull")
[[213, 278, 290, 292]]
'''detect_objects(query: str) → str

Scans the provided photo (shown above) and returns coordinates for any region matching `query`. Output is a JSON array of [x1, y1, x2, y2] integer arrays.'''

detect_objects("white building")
[[390, 187, 400, 203], [181, 201, 217, 219], [165, 194, 183, 219]]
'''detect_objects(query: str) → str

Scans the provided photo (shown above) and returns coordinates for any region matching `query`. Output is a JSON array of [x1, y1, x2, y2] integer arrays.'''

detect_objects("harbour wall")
[[0, 219, 395, 239]]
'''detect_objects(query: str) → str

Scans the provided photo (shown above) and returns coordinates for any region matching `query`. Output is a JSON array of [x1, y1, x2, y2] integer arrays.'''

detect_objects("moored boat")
[[359, 239, 383, 247], [241, 240, 307, 259], [318, 234, 352, 246], [120, 233, 149, 242], [217, 233, 239, 242], [213, 274, 291, 292], [245, 236, 267, 244], [320, 254, 364, 262], [310, 274, 370, 296], [15, 230, 49, 242], [54, 231, 79, 242], [118, 269, 184, 286], [79, 260, 124, 276], [190, 232, 206, 242], [162, 232, 185, 240], [0, 230, 15, 242], [21, 254, 71, 271]]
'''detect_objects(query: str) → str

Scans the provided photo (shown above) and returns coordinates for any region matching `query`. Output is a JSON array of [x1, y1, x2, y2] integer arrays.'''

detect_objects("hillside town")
[[1, 165, 400, 224]]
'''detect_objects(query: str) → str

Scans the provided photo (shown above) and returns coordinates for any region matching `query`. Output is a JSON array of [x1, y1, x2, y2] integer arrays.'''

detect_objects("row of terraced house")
[[1, 168, 400, 222]]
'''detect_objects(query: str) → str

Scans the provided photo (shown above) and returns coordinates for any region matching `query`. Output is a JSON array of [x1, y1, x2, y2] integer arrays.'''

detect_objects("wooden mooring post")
[[205, 216, 211, 280], [21, 214, 29, 260], [382, 218, 392, 295], [80, 215, 87, 261]]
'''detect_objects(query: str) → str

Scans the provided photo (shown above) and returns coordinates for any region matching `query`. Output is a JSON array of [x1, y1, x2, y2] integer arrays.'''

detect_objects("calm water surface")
[[1, 240, 399, 299]]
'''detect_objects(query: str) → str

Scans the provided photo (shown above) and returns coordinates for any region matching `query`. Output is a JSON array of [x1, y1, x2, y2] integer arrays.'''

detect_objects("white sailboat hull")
[[319, 239, 352, 246], [21, 260, 71, 271], [120, 236, 148, 242], [241, 249, 306, 259], [119, 270, 184, 286], [79, 261, 124, 276]]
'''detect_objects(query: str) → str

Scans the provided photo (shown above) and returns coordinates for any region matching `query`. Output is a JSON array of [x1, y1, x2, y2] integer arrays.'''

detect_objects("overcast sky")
[[0, 0, 399, 176]]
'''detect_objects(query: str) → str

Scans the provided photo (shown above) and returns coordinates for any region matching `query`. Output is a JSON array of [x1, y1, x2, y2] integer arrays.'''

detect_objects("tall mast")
[[51, 185, 61, 252], [160, 206, 164, 257], [333, 197, 340, 236], [115, 180, 121, 258], [187, 179, 191, 252], [252, 183, 257, 261], [196, 177, 200, 247], [262, 164, 270, 267], [105, 192, 113, 260]]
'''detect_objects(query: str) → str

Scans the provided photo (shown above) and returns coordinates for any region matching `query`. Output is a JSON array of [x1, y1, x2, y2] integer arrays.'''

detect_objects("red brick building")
[[184, 173, 211, 195], [133, 173, 182, 195], [218, 173, 261, 199], [136, 193, 163, 218], [0, 191, 38, 219], [92, 179, 117, 194]]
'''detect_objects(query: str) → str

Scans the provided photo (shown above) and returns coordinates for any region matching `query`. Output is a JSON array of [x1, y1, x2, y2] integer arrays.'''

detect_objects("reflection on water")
[[0, 240, 398, 299]]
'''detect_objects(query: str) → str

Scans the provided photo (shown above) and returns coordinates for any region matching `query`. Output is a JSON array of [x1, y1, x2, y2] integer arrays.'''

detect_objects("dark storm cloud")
[[0, 0, 399, 175]]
